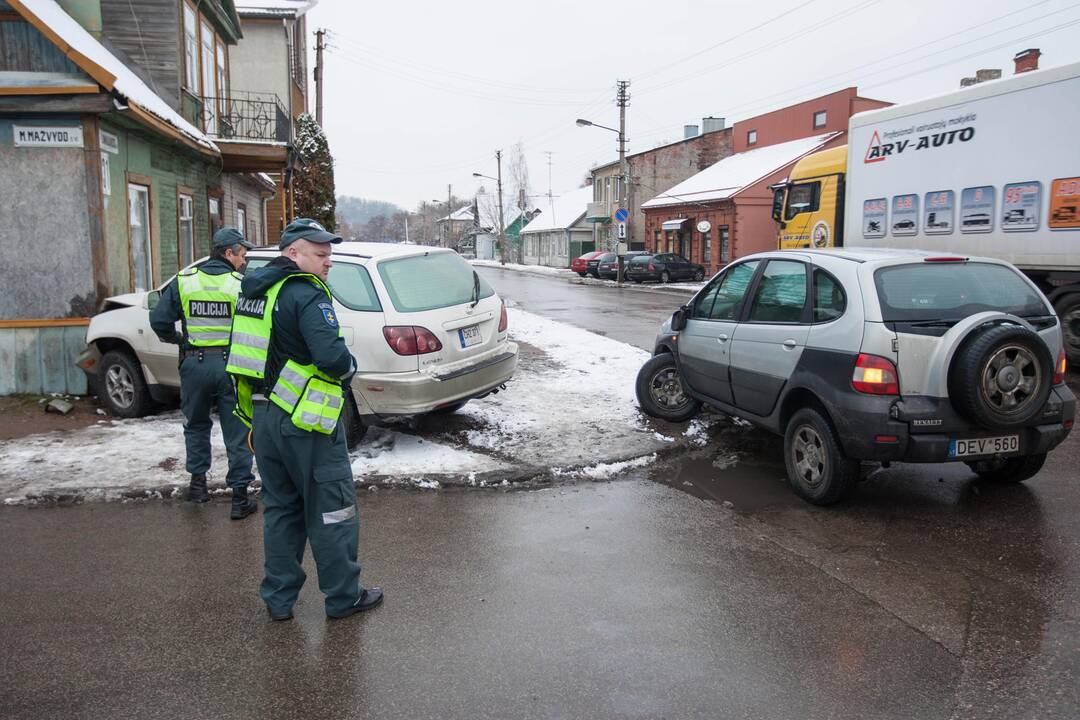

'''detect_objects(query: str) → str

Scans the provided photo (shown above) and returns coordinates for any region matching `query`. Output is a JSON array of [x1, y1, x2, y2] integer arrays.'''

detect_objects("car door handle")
[[717, 333, 729, 342], [783, 339, 797, 349]]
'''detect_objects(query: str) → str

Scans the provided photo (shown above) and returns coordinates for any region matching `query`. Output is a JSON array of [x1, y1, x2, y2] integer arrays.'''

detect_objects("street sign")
[[617, 223, 626, 239], [614, 208, 629, 223]]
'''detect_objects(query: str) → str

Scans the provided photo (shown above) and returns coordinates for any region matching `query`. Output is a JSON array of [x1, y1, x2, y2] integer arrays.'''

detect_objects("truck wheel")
[[965, 453, 1046, 483], [97, 350, 154, 418], [1054, 293, 1080, 366], [784, 407, 858, 505], [635, 354, 701, 422], [948, 324, 1053, 428]]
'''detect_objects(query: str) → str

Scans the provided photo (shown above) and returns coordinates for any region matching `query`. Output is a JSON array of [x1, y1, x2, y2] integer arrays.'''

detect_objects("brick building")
[[641, 88, 889, 273], [588, 117, 730, 251]]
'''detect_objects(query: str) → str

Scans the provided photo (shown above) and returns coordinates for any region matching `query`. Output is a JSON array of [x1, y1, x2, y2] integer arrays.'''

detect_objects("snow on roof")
[[641, 133, 839, 209], [236, 0, 316, 18], [15, 0, 217, 154], [520, 186, 593, 234], [437, 206, 475, 223]]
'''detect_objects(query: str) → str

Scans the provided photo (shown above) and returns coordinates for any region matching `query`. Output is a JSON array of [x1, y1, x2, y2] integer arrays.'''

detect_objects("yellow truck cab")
[[773, 145, 846, 249]]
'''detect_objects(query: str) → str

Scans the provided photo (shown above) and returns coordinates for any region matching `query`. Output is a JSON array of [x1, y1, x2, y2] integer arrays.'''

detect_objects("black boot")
[[186, 473, 210, 503], [230, 488, 257, 520]]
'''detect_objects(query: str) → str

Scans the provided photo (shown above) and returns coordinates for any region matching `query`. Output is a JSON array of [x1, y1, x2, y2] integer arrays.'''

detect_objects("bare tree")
[[509, 141, 531, 262]]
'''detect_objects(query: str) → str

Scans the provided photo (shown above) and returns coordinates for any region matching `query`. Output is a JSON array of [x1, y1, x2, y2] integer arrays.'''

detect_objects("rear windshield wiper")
[[470, 270, 480, 308]]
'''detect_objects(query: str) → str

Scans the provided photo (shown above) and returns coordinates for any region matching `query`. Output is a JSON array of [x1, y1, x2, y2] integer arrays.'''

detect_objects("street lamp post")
[[577, 113, 629, 285], [473, 151, 507, 266]]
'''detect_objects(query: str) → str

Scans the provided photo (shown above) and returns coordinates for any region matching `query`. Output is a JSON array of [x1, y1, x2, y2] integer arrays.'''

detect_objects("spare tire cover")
[[948, 323, 1053, 429]]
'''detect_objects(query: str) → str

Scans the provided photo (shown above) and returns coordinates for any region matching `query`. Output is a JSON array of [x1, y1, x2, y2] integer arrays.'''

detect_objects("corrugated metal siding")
[[0, 17, 82, 73], [0, 326, 89, 395]]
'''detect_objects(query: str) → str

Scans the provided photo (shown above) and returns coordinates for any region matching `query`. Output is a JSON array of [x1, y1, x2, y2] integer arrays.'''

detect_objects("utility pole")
[[616, 80, 630, 284], [496, 150, 507, 266], [314, 29, 325, 125], [447, 184, 453, 249]]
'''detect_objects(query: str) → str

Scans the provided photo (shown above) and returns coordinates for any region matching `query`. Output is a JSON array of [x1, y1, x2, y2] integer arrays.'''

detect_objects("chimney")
[[961, 69, 1001, 88], [702, 116, 726, 133], [1014, 48, 1041, 74], [683, 124, 700, 139]]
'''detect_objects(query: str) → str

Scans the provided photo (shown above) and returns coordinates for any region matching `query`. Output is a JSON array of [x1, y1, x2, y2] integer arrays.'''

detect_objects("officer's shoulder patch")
[[318, 302, 338, 328]]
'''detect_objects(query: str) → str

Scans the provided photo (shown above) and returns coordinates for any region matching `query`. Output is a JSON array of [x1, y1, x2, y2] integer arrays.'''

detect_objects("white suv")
[[79, 243, 518, 444], [637, 248, 1075, 504]]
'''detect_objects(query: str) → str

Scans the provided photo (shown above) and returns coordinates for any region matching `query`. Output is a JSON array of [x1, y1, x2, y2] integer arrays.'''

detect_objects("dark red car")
[[571, 251, 603, 277]]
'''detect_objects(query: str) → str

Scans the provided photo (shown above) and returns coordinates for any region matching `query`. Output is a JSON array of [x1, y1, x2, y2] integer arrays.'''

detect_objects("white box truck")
[[775, 61, 1080, 362]]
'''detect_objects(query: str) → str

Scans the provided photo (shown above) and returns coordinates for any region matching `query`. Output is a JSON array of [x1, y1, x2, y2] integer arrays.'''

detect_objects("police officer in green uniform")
[[150, 227, 257, 520], [227, 218, 382, 621]]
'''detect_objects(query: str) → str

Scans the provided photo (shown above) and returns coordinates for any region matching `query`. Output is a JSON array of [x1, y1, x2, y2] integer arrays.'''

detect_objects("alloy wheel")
[[649, 366, 688, 410], [105, 364, 135, 410], [980, 343, 1040, 414], [792, 424, 827, 488]]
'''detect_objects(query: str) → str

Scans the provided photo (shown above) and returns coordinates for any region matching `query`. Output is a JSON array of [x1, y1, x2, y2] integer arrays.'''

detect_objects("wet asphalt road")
[[2, 268, 1079, 719]]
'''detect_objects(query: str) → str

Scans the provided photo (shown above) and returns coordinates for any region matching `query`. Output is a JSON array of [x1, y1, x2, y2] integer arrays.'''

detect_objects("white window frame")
[[747, 129, 757, 146], [178, 192, 195, 266], [200, 19, 216, 132], [182, 4, 198, 91]]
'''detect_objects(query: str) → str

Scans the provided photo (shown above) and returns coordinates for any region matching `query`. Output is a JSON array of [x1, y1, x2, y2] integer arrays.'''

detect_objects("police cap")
[[212, 227, 254, 250], [279, 218, 343, 249]]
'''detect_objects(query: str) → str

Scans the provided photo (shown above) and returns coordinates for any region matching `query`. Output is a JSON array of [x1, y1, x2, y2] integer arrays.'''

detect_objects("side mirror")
[[771, 186, 786, 223], [671, 306, 688, 331], [146, 290, 161, 310]]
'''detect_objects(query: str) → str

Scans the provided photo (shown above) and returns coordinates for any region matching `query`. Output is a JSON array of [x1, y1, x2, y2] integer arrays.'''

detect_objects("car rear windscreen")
[[873, 262, 1049, 322], [629, 255, 652, 265], [377, 252, 495, 312]]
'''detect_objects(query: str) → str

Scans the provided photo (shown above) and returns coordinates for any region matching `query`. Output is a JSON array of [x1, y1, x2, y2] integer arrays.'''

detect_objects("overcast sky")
[[304, 0, 1080, 211]]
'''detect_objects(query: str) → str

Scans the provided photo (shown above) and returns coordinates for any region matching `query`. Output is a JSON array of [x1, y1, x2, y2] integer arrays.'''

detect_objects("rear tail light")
[[498, 301, 508, 333], [1053, 348, 1067, 385], [852, 353, 899, 395], [383, 326, 443, 356]]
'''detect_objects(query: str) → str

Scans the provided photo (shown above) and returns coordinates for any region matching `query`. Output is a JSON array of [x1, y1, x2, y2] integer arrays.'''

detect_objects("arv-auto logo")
[[864, 120, 977, 164]]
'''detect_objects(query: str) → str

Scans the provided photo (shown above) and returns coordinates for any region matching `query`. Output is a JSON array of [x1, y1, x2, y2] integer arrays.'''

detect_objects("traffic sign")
[[614, 208, 629, 222]]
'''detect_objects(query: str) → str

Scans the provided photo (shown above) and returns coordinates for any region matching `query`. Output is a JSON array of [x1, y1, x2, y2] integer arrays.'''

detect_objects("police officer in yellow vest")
[[150, 227, 257, 519], [227, 218, 382, 621]]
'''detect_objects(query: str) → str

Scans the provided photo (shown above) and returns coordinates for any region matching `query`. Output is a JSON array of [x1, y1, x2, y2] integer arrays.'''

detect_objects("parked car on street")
[[625, 253, 706, 283], [571, 251, 603, 277], [636, 248, 1075, 505], [598, 251, 648, 279], [78, 244, 518, 447]]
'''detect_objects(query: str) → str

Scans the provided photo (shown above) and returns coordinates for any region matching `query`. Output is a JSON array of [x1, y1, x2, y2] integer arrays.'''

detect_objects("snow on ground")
[[455, 308, 668, 467], [0, 309, 675, 503], [470, 259, 575, 278], [471, 258, 706, 294]]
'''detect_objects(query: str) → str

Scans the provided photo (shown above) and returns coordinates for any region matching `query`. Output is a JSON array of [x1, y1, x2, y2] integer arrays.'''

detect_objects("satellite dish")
[[696, 220, 712, 233]]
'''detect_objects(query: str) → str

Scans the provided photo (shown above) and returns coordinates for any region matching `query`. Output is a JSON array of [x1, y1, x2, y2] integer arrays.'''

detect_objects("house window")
[[128, 182, 152, 292], [237, 203, 247, 234], [719, 225, 730, 262], [201, 19, 216, 132], [100, 152, 111, 196], [747, 129, 757, 145], [654, 229, 660, 251], [178, 191, 195, 266], [215, 41, 227, 125], [813, 110, 827, 129], [182, 3, 198, 91], [702, 230, 711, 263]]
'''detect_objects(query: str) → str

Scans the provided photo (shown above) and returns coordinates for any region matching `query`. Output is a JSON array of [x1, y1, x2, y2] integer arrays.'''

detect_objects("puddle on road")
[[649, 424, 801, 514]]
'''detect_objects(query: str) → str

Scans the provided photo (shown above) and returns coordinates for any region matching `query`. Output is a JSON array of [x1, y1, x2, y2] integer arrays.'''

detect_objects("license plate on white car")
[[948, 435, 1020, 458], [458, 324, 482, 348]]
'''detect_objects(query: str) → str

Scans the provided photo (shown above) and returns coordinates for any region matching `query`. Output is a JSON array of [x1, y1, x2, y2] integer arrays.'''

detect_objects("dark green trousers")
[[179, 352, 254, 491], [253, 401, 361, 616]]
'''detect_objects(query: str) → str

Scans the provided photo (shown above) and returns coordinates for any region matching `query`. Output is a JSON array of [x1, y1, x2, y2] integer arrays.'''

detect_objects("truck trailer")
[[774, 61, 1080, 363]]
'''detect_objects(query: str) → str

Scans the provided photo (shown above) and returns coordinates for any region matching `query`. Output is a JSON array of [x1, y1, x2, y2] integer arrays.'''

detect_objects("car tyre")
[[948, 324, 1053, 429], [784, 407, 858, 505], [635, 354, 701, 422], [692, 269, 705, 282], [97, 349, 154, 418], [342, 395, 367, 449], [577, 272, 587, 277], [965, 452, 1046, 483], [660, 270, 670, 284]]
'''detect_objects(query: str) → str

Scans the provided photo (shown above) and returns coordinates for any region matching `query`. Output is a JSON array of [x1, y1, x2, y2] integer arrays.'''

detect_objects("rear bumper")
[[829, 385, 1075, 463], [350, 342, 518, 416]]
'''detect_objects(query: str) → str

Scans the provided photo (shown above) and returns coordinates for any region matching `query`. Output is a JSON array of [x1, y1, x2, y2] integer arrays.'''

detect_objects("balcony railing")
[[200, 91, 290, 143]]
